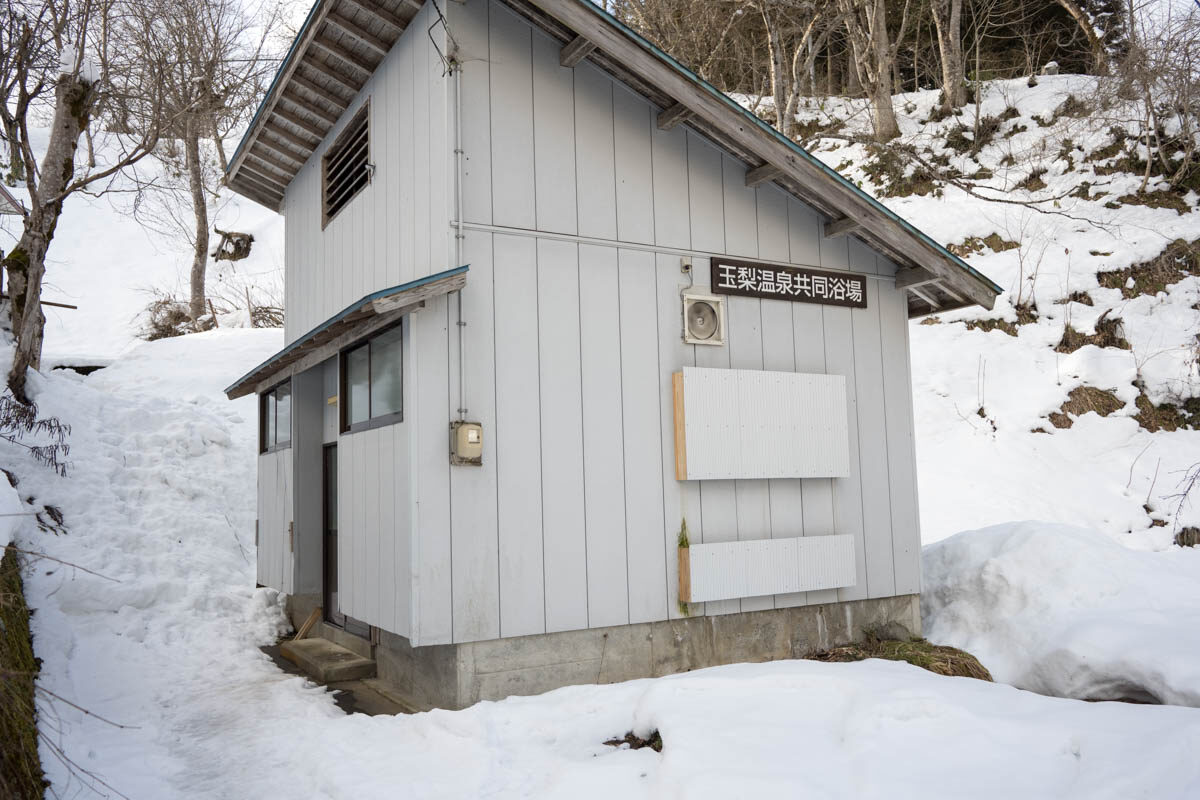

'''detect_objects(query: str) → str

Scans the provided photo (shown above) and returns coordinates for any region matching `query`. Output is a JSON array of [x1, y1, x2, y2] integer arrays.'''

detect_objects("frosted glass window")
[[275, 382, 291, 444], [259, 381, 292, 452], [370, 325, 403, 418], [341, 322, 403, 433], [345, 344, 370, 426]]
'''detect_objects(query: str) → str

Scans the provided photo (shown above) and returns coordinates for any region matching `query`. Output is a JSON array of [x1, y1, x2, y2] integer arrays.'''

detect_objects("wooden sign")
[[711, 257, 867, 308]]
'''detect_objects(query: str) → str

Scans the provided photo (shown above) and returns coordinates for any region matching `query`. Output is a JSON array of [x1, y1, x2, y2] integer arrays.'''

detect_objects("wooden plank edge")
[[678, 545, 691, 604], [672, 370, 686, 480]]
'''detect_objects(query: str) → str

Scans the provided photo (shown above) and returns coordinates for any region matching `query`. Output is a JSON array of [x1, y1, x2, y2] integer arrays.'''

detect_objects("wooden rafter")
[[240, 164, 290, 193], [262, 120, 318, 153], [559, 34, 595, 67], [238, 171, 285, 202], [273, 104, 330, 138], [290, 71, 350, 108], [340, 0, 409, 30], [300, 56, 360, 93], [310, 35, 377, 75], [657, 102, 691, 130], [823, 216, 861, 239], [745, 162, 782, 188], [894, 266, 938, 289], [325, 11, 391, 56], [910, 284, 941, 309], [253, 138, 307, 169]]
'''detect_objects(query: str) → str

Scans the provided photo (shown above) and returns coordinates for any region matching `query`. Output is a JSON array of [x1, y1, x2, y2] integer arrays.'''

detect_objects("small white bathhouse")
[[225, 0, 1000, 709]]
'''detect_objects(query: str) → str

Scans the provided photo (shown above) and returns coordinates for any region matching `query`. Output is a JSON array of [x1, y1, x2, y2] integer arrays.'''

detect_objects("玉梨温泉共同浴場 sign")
[[711, 257, 868, 309]]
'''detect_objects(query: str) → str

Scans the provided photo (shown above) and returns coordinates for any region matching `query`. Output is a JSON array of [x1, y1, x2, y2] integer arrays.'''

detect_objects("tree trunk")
[[5, 75, 93, 402], [1055, 0, 1108, 74], [759, 2, 792, 136], [846, 39, 863, 95], [866, 0, 900, 140], [931, 0, 966, 110], [185, 120, 209, 323], [1, 117, 24, 183]]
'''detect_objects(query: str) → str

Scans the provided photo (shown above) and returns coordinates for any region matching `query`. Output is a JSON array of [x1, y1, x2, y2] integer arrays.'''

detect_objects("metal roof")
[[227, 0, 1000, 317], [224, 264, 468, 398]]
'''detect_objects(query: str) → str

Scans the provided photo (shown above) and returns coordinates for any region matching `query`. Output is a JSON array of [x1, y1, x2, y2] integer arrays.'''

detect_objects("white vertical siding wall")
[[281, 0, 450, 344], [256, 448, 293, 594], [409, 0, 923, 645], [292, 0, 922, 646]]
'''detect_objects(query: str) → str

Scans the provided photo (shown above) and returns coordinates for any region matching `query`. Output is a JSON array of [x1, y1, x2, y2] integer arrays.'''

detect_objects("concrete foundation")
[[287, 594, 921, 711]]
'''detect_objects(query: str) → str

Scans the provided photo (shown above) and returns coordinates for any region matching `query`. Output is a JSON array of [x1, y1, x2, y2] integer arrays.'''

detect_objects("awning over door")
[[224, 264, 467, 399]]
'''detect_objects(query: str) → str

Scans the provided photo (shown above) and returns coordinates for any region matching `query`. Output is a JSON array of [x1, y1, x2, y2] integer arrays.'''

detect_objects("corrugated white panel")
[[681, 367, 850, 480], [688, 535, 856, 603]]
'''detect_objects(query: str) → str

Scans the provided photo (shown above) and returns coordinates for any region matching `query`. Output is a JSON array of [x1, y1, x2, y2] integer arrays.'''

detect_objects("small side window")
[[260, 381, 292, 452], [340, 322, 404, 434]]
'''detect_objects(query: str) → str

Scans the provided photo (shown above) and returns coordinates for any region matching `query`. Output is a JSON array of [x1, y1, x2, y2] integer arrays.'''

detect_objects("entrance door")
[[323, 444, 369, 637]]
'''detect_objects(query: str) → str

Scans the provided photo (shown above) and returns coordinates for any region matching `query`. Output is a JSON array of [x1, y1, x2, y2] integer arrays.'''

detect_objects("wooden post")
[[678, 546, 691, 604], [672, 371, 687, 480]]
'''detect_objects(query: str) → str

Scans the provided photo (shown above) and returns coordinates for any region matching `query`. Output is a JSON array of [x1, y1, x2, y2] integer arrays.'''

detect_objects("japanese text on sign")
[[711, 257, 867, 309]]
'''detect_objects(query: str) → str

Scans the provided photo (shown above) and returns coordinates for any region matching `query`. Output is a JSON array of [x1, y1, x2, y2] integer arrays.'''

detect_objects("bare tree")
[[1055, 0, 1110, 74], [121, 0, 280, 325], [0, 0, 172, 401], [837, 0, 910, 141], [930, 0, 965, 110]]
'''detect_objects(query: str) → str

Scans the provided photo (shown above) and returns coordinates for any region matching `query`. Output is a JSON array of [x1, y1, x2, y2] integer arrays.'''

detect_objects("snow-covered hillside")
[[0, 132, 283, 363], [793, 75, 1200, 544]]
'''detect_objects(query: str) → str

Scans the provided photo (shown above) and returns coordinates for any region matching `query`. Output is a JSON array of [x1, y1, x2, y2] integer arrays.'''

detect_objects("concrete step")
[[281, 638, 376, 683]]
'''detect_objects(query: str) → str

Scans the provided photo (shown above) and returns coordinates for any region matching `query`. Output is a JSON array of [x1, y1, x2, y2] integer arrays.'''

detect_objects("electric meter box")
[[450, 421, 483, 466]]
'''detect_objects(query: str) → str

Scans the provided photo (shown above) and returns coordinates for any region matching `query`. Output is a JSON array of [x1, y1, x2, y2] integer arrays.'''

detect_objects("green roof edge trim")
[[574, 0, 1001, 296], [224, 264, 470, 396], [227, 0, 999, 297], [226, 0, 324, 181]]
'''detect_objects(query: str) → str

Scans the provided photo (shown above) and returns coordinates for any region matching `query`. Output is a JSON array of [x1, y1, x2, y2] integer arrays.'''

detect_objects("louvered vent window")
[[322, 102, 370, 226]]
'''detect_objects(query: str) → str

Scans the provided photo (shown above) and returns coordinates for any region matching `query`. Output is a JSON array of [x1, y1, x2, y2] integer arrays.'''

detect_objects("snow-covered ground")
[[5, 73, 1200, 797], [793, 75, 1200, 543], [6, 331, 1199, 797]]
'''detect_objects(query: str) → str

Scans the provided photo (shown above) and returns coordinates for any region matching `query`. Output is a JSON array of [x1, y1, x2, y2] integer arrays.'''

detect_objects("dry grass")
[[1115, 191, 1190, 215], [1176, 528, 1200, 547], [1134, 393, 1200, 432], [1097, 239, 1199, 299], [1017, 168, 1048, 192], [1055, 290, 1094, 306], [1056, 312, 1131, 353], [810, 632, 993, 682], [1, 546, 45, 800], [1048, 386, 1124, 429], [946, 233, 1020, 258], [604, 730, 662, 752], [963, 306, 1037, 337]]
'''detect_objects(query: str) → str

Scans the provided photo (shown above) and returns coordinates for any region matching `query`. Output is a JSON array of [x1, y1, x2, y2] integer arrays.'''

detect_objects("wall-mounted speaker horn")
[[682, 292, 726, 346]]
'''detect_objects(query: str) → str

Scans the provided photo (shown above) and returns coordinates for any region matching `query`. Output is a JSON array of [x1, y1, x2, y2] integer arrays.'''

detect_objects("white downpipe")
[[453, 61, 467, 420]]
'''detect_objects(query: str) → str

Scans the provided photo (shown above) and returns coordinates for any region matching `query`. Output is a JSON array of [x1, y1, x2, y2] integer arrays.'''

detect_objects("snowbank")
[[923, 521, 1200, 706]]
